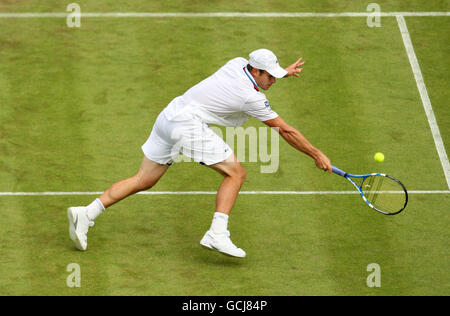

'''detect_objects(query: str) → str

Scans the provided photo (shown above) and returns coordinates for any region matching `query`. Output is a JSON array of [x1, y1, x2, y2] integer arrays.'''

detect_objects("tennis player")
[[68, 49, 332, 257]]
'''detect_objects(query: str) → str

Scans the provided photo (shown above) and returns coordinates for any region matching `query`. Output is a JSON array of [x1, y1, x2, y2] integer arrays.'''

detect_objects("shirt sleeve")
[[243, 93, 279, 122]]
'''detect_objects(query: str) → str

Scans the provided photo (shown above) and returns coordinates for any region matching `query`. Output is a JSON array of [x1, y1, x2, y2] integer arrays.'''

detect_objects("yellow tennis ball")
[[374, 152, 385, 162]]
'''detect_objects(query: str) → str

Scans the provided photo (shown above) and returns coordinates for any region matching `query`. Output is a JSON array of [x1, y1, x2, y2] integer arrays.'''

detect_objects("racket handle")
[[332, 166, 347, 177]]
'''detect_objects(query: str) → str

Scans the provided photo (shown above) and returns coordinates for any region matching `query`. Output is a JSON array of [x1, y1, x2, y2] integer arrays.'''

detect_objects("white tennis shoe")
[[68, 207, 94, 251], [200, 230, 246, 258]]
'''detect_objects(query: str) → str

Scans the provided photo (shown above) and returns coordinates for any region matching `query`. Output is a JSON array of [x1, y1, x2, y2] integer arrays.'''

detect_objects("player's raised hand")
[[284, 57, 305, 77]]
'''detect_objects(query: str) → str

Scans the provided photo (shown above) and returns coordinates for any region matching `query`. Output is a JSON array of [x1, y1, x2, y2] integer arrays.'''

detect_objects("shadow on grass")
[[193, 246, 247, 267]]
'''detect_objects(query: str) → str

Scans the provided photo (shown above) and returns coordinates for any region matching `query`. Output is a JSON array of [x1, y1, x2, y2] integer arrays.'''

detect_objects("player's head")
[[248, 49, 287, 90]]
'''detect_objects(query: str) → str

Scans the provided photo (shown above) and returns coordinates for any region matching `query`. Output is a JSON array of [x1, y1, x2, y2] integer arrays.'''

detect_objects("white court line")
[[0, 12, 449, 18], [396, 15, 450, 190], [0, 190, 448, 196]]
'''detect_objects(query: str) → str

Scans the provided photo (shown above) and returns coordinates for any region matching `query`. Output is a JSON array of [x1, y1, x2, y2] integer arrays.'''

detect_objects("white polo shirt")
[[162, 57, 279, 127]]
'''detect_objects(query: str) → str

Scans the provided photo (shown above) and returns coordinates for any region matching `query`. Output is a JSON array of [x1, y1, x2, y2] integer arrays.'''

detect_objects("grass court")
[[0, 1, 449, 296]]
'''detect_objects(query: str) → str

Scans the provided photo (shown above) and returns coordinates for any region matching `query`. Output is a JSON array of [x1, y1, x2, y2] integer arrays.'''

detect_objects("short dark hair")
[[247, 64, 263, 75]]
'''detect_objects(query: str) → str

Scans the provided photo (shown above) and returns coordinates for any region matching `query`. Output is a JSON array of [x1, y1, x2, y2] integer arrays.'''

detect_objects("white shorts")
[[142, 111, 233, 166]]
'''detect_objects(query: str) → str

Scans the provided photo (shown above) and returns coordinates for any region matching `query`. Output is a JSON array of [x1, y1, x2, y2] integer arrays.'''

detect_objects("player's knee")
[[239, 166, 247, 182], [134, 175, 155, 192], [234, 164, 247, 184], [212, 159, 246, 184]]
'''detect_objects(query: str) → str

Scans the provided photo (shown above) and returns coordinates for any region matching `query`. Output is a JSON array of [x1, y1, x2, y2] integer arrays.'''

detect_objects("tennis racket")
[[332, 166, 408, 215]]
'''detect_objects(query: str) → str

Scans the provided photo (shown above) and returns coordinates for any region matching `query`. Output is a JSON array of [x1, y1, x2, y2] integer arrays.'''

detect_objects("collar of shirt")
[[242, 67, 260, 91]]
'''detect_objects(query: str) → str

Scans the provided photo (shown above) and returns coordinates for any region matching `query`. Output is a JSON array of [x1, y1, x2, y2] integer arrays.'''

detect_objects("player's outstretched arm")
[[263, 116, 332, 173]]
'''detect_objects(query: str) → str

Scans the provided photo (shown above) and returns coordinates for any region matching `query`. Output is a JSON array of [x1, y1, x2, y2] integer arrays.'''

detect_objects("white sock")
[[210, 212, 229, 234], [86, 198, 105, 221]]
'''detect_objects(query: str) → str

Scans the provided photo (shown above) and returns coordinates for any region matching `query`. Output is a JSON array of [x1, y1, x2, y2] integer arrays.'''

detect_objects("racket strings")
[[362, 175, 407, 214], [365, 176, 383, 205]]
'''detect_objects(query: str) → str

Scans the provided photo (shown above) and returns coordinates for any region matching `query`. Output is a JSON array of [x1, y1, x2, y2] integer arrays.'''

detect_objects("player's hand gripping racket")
[[332, 166, 408, 215]]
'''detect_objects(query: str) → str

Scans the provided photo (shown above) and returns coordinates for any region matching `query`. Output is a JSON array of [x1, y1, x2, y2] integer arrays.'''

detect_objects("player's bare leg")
[[200, 154, 247, 258], [99, 156, 169, 208], [68, 156, 168, 251], [208, 154, 247, 215]]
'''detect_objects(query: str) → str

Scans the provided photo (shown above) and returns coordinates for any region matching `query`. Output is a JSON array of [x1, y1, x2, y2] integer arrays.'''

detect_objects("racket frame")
[[332, 166, 408, 215]]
